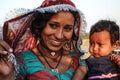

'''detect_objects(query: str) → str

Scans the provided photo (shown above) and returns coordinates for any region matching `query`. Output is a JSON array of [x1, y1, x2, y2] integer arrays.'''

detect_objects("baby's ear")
[[113, 40, 119, 49]]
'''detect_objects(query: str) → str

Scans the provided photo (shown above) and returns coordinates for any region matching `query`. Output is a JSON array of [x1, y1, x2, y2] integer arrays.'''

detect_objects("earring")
[[63, 40, 74, 52]]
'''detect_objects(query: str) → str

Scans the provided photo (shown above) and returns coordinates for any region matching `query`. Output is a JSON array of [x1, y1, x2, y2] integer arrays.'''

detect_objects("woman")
[[0, 0, 87, 80]]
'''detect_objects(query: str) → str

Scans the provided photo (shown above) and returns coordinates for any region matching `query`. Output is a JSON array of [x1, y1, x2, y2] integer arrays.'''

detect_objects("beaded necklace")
[[37, 44, 63, 73]]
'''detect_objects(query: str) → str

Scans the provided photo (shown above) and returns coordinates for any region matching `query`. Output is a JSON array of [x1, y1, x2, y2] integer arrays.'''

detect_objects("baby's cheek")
[[89, 47, 93, 53]]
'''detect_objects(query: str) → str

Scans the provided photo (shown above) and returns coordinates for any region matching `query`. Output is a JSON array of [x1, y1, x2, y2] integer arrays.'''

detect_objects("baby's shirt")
[[79, 55, 120, 80]]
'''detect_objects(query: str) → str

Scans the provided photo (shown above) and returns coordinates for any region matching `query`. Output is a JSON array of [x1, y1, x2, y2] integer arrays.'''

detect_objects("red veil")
[[3, 12, 37, 54]]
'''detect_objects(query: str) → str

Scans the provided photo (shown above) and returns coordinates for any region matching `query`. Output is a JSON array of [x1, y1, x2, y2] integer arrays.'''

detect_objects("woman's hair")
[[30, 12, 55, 38], [90, 20, 119, 45], [30, 11, 78, 40]]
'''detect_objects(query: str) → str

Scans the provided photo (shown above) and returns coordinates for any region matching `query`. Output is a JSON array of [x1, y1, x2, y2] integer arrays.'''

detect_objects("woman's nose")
[[55, 29, 64, 39]]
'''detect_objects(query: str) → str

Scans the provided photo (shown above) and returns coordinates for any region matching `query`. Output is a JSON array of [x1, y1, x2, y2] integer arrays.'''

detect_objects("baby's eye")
[[98, 42, 102, 46], [90, 41, 93, 45]]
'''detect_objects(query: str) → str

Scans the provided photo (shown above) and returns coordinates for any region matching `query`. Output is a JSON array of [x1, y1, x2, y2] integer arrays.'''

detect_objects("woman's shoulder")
[[70, 51, 81, 56], [21, 50, 35, 57], [15, 50, 36, 60]]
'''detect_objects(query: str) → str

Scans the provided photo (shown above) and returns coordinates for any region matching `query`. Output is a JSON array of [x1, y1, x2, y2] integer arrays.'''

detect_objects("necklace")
[[44, 54, 60, 62], [50, 52, 56, 56], [37, 44, 63, 73]]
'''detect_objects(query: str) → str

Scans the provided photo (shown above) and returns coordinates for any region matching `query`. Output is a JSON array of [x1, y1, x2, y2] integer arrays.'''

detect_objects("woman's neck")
[[37, 43, 62, 58]]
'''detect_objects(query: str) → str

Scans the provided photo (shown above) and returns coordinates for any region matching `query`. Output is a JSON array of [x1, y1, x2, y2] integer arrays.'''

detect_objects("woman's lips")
[[50, 39, 62, 46]]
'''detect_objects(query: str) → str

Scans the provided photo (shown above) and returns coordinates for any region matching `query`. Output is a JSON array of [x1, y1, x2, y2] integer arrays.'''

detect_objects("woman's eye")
[[49, 23, 58, 29], [64, 26, 73, 32]]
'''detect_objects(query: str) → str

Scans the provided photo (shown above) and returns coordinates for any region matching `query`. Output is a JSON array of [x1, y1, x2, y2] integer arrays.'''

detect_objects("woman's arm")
[[72, 65, 88, 80]]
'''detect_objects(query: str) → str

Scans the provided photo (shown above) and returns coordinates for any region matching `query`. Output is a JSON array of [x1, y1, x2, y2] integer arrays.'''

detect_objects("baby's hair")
[[90, 20, 119, 45]]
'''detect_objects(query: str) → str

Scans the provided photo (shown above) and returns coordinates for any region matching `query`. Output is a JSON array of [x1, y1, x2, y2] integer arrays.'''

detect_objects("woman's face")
[[89, 30, 118, 57], [41, 11, 75, 51]]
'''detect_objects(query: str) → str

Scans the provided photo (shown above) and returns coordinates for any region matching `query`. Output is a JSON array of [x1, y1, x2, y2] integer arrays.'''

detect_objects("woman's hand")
[[0, 40, 14, 80]]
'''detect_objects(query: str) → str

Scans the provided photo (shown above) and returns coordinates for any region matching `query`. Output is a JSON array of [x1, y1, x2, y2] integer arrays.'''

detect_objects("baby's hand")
[[110, 54, 120, 67], [80, 52, 91, 60]]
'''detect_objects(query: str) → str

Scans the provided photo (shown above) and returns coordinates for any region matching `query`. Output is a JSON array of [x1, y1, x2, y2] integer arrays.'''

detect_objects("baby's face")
[[89, 30, 118, 57]]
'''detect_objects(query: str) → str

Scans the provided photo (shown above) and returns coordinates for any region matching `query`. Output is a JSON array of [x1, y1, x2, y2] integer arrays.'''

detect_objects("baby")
[[72, 20, 120, 80]]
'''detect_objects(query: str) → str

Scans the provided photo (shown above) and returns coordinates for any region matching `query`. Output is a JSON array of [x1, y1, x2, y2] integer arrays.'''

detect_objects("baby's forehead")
[[91, 30, 110, 36], [90, 31, 111, 41]]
